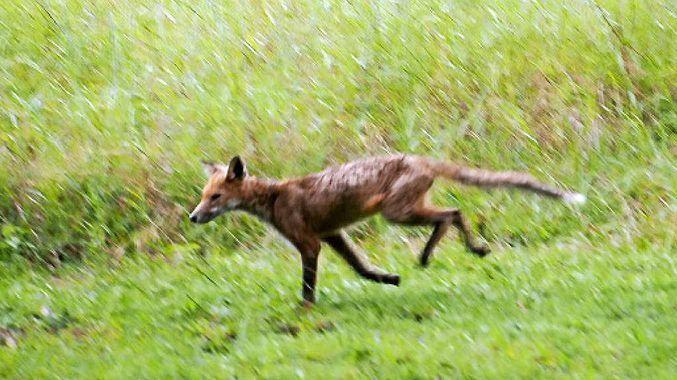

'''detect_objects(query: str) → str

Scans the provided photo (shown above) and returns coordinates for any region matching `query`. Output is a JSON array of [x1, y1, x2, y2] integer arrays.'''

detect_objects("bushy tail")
[[428, 160, 586, 204]]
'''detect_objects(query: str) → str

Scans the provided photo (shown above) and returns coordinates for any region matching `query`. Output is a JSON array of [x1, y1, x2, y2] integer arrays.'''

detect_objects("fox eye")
[[210, 194, 222, 201]]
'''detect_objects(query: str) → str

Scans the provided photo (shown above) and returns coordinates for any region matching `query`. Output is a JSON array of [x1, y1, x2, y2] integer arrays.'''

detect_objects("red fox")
[[189, 154, 585, 306]]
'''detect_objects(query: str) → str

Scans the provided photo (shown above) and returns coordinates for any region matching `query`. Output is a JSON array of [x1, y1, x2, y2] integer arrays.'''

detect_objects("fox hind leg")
[[448, 208, 490, 259], [383, 203, 489, 266]]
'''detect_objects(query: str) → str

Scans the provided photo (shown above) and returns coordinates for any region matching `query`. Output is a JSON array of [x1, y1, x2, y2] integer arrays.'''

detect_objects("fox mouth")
[[189, 211, 216, 224], [190, 205, 229, 224]]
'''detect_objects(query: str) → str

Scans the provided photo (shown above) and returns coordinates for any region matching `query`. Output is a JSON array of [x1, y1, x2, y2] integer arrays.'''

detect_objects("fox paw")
[[470, 245, 491, 257], [383, 274, 401, 286], [374, 274, 400, 286]]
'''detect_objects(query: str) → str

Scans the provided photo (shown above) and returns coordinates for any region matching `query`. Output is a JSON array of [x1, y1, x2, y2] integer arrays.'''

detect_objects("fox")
[[189, 154, 585, 306]]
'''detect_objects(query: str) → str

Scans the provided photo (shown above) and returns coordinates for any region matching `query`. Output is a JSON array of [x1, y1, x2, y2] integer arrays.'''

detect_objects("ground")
[[1, 215, 675, 378]]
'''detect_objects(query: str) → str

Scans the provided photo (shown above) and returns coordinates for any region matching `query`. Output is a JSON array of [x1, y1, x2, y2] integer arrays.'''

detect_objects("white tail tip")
[[563, 192, 586, 205]]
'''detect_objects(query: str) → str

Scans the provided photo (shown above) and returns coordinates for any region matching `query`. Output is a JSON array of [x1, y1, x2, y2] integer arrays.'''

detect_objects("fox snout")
[[189, 204, 219, 224], [189, 199, 240, 223], [188, 213, 201, 223], [188, 209, 209, 224]]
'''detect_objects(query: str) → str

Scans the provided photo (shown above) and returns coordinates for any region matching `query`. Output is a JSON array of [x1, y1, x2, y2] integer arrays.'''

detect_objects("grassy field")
[[0, 0, 675, 378]]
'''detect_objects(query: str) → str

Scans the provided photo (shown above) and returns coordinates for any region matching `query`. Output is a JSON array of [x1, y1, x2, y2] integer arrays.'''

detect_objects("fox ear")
[[201, 160, 220, 176], [226, 156, 247, 180]]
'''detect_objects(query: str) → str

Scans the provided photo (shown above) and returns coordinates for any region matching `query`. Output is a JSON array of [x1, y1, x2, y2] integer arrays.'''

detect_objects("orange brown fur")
[[190, 154, 584, 305]]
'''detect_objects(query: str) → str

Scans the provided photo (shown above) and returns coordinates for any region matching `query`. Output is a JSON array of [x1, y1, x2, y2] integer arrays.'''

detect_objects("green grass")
[[0, 0, 675, 378], [1, 234, 675, 378]]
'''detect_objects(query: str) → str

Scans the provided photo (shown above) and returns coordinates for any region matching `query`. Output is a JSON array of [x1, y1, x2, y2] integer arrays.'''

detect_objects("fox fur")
[[190, 154, 585, 305]]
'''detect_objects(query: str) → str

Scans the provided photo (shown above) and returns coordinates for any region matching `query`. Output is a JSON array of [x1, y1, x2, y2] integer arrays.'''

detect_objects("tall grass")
[[0, 0, 674, 264]]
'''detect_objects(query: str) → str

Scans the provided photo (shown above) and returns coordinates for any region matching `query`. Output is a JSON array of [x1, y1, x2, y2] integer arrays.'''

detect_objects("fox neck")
[[235, 177, 280, 222]]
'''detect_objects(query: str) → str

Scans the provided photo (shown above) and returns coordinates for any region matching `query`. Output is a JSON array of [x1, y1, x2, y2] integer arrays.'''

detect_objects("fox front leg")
[[289, 237, 321, 306]]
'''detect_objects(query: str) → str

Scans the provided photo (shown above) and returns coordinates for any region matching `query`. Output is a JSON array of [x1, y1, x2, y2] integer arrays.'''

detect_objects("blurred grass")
[[0, 0, 675, 377], [0, 0, 673, 263]]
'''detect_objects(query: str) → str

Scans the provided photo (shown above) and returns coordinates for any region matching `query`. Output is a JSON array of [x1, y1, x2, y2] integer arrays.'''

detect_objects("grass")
[[0, 0, 675, 378], [1, 234, 675, 378]]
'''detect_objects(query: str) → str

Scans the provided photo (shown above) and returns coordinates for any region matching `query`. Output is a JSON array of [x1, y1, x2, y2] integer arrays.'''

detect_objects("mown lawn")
[[0, 0, 675, 378], [1, 208, 675, 379]]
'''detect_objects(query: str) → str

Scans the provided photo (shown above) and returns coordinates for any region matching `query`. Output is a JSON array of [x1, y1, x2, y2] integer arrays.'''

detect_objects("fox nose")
[[189, 215, 198, 223]]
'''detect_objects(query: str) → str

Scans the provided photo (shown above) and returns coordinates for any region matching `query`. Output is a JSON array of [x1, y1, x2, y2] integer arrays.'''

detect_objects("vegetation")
[[0, 0, 674, 378]]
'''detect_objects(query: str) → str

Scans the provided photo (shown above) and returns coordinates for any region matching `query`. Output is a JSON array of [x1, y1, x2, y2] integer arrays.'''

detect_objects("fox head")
[[189, 156, 248, 224]]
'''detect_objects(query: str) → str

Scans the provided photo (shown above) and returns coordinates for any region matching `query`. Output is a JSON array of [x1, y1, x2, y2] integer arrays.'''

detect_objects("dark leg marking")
[[322, 231, 400, 285]]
